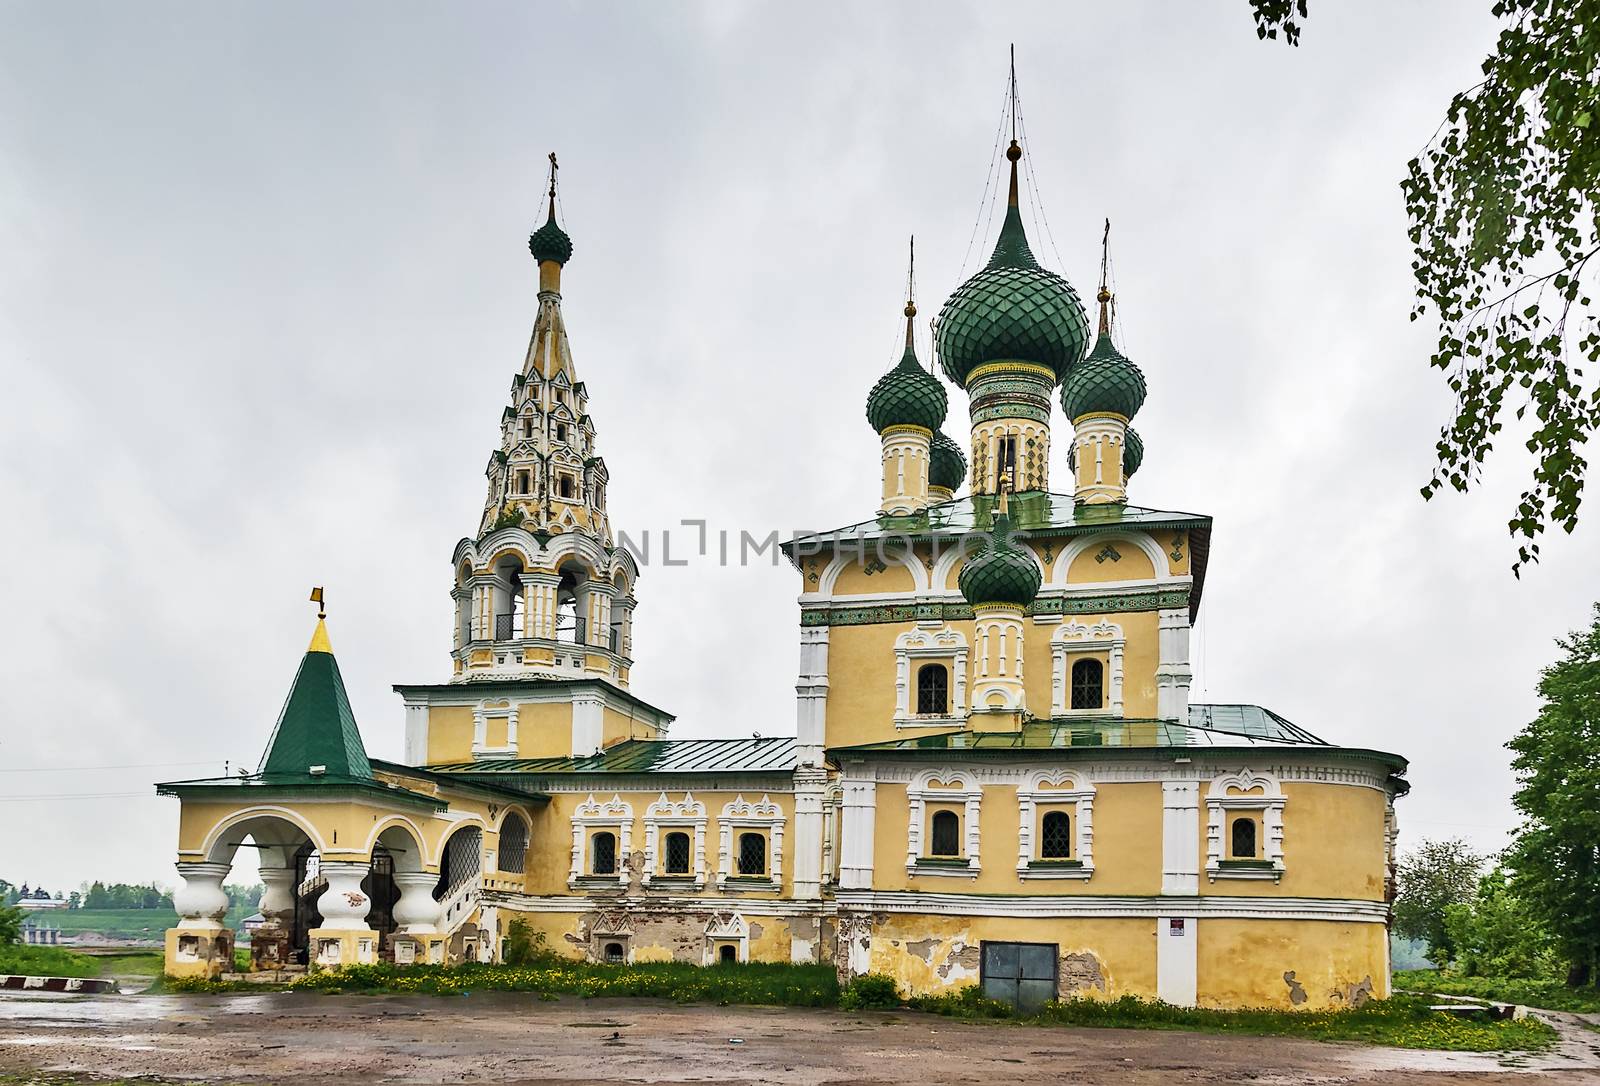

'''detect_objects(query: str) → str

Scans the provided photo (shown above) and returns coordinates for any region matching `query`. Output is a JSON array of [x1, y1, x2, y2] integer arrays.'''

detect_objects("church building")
[[158, 133, 1407, 1011]]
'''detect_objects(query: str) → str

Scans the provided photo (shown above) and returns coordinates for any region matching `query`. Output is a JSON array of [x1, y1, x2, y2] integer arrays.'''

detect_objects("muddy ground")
[[2, 990, 1599, 1085]]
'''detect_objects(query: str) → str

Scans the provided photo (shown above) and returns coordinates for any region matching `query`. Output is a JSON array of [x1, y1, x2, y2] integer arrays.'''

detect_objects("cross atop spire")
[[1097, 218, 1113, 336], [903, 235, 917, 351], [546, 151, 559, 218]]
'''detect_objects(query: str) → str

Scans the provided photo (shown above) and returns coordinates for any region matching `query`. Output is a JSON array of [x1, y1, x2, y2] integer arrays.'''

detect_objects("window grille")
[[1070, 658, 1104, 710], [664, 831, 691, 875], [737, 832, 766, 876], [592, 831, 617, 875], [1231, 817, 1258, 858], [499, 814, 528, 875], [1040, 811, 1072, 859], [916, 664, 949, 715], [929, 810, 961, 857]]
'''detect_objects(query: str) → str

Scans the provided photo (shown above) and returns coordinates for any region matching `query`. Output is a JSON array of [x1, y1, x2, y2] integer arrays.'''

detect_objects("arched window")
[[929, 810, 961, 857], [603, 941, 625, 963], [719, 944, 738, 964], [664, 831, 691, 875], [916, 664, 949, 716], [499, 813, 528, 875], [1040, 811, 1072, 859], [591, 831, 617, 875], [1070, 658, 1104, 710], [1231, 817, 1258, 859], [737, 832, 767, 876]]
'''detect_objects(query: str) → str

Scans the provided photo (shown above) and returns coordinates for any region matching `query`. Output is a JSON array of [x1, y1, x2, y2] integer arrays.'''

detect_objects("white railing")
[[437, 873, 482, 934]]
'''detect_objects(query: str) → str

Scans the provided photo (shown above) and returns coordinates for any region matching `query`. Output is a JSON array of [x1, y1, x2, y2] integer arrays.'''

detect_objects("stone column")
[[392, 872, 443, 933], [308, 860, 379, 970], [165, 861, 234, 979], [791, 766, 828, 900]]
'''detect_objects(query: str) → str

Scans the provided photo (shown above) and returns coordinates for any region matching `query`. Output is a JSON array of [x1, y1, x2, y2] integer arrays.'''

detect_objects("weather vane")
[[309, 586, 325, 619]]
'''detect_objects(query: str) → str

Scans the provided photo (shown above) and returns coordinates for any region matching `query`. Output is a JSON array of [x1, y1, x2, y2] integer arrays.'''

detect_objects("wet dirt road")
[[2, 990, 1599, 1085]]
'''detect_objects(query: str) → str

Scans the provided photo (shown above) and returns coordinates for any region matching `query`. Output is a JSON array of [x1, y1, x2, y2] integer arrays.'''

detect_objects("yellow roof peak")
[[307, 618, 333, 655]]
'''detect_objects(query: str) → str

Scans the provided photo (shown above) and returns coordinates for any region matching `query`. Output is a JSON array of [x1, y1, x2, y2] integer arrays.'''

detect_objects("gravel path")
[[2, 990, 1599, 1084]]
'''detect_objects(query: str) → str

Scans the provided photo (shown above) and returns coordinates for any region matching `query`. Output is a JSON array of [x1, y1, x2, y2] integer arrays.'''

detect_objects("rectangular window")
[[929, 810, 962, 857], [1070, 658, 1104, 710], [591, 832, 617, 875], [737, 832, 767, 876], [664, 831, 691, 875], [559, 475, 575, 499], [516, 470, 530, 495], [996, 435, 1018, 487]]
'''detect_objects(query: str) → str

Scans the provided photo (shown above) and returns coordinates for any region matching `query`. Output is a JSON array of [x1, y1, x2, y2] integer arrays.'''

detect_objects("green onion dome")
[[958, 511, 1042, 608], [1124, 427, 1144, 477], [867, 305, 948, 433], [1060, 331, 1147, 422], [529, 205, 573, 265], [929, 430, 967, 493], [936, 146, 1090, 388]]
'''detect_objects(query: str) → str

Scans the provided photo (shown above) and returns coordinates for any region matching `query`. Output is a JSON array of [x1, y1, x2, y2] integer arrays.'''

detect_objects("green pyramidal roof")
[[257, 620, 373, 783]]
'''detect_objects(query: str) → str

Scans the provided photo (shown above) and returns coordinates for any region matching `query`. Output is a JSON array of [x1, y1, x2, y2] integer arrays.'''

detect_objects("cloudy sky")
[[3, 1, 1595, 894]]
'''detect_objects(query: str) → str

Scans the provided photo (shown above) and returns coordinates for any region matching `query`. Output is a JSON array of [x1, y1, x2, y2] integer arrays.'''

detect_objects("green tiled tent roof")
[[1061, 332, 1147, 422], [957, 511, 1042, 608], [257, 625, 373, 783], [936, 203, 1089, 388], [866, 344, 948, 433], [929, 430, 967, 491]]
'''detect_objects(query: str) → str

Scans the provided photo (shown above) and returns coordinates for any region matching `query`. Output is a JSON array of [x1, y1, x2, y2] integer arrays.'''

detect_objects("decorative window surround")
[[1205, 769, 1285, 882], [906, 771, 982, 879], [569, 794, 633, 889], [642, 792, 707, 889], [1016, 769, 1096, 880], [893, 624, 969, 728], [702, 912, 749, 964], [717, 795, 785, 891], [1049, 621, 1125, 717], [472, 699, 519, 758]]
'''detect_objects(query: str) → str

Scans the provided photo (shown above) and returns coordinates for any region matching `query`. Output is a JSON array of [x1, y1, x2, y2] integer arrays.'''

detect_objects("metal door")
[[981, 941, 1058, 1012]]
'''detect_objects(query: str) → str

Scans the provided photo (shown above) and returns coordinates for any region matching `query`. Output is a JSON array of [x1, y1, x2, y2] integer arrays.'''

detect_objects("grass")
[[1394, 968, 1600, 1014], [0, 945, 166, 979], [904, 986, 1557, 1052], [16, 906, 253, 941]]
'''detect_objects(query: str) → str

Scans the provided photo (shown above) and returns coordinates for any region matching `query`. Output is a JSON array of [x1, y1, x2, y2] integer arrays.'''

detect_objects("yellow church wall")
[[601, 705, 659, 748], [497, 907, 804, 965], [1201, 783, 1388, 901], [1197, 919, 1389, 1010], [867, 913, 1158, 999], [425, 705, 476, 764], [1066, 539, 1156, 584], [520, 702, 576, 758], [831, 557, 916, 596]]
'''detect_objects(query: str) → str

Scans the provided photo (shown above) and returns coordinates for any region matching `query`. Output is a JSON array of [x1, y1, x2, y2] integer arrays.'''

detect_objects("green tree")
[[1250, 0, 1600, 572], [0, 903, 22, 945], [1444, 867, 1561, 979], [1505, 603, 1600, 986], [1393, 837, 1486, 963]]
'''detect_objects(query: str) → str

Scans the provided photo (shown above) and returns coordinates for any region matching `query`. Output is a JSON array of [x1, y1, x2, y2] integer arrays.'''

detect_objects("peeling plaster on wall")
[[1059, 951, 1105, 994], [1334, 974, 1374, 1008], [748, 922, 764, 943], [936, 943, 980, 981], [907, 938, 939, 963], [1283, 970, 1308, 1005]]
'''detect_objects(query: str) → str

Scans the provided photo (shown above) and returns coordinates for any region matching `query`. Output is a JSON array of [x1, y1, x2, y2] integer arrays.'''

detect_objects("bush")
[[839, 973, 900, 1010], [502, 919, 555, 967], [0, 904, 22, 946], [1442, 868, 1562, 980]]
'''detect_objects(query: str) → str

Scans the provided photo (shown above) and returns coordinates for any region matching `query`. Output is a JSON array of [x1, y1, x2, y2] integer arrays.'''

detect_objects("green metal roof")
[[426, 736, 797, 776], [257, 634, 372, 784], [393, 678, 676, 726]]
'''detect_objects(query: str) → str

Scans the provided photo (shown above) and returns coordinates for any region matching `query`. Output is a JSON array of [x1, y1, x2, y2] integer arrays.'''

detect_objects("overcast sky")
[[4, 1, 1595, 895]]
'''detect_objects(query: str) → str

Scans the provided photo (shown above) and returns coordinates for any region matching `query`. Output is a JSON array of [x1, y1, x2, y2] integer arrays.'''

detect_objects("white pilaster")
[[1156, 608, 1194, 722], [403, 694, 430, 765], [1156, 915, 1198, 1006], [1162, 781, 1201, 895], [572, 694, 604, 756], [838, 775, 877, 890], [795, 626, 830, 766], [791, 766, 828, 899]]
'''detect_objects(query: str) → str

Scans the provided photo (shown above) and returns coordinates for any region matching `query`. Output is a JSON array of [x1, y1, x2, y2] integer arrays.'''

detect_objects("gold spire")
[[1006, 45, 1021, 209], [307, 587, 331, 653], [1097, 217, 1113, 336]]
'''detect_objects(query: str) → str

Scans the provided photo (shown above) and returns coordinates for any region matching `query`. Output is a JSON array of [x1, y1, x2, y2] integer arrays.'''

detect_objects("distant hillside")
[[21, 906, 254, 943]]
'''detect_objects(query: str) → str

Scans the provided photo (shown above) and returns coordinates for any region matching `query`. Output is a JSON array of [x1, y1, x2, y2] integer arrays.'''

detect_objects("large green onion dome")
[[958, 511, 1042, 608], [867, 304, 948, 434], [1124, 427, 1145, 477], [1061, 329, 1147, 422], [929, 430, 967, 493], [936, 143, 1090, 388], [529, 200, 573, 266]]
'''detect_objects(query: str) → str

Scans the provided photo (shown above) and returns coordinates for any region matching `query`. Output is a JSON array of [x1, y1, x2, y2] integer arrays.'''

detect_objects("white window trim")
[[702, 912, 749, 964], [894, 624, 969, 728], [1205, 769, 1285, 882], [1016, 769, 1096, 880], [906, 770, 982, 879], [1050, 621, 1125, 716], [472, 699, 519, 759], [642, 792, 707, 888], [569, 794, 633, 889], [717, 795, 785, 890]]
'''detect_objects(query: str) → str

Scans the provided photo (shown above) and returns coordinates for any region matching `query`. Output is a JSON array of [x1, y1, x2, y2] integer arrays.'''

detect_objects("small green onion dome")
[[936, 151, 1090, 388], [1060, 331, 1147, 421], [929, 430, 967, 493], [958, 512, 1042, 608], [529, 206, 573, 265], [1124, 426, 1144, 477], [867, 307, 948, 433]]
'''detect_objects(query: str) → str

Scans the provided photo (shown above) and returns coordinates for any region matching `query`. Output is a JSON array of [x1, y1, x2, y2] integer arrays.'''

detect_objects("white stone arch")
[[1205, 768, 1286, 882], [1016, 768, 1096, 879], [816, 544, 929, 597], [1051, 532, 1170, 586], [429, 815, 490, 869], [1049, 620, 1126, 716], [936, 538, 1049, 597], [363, 816, 431, 873], [893, 624, 969, 725], [198, 805, 327, 864]]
